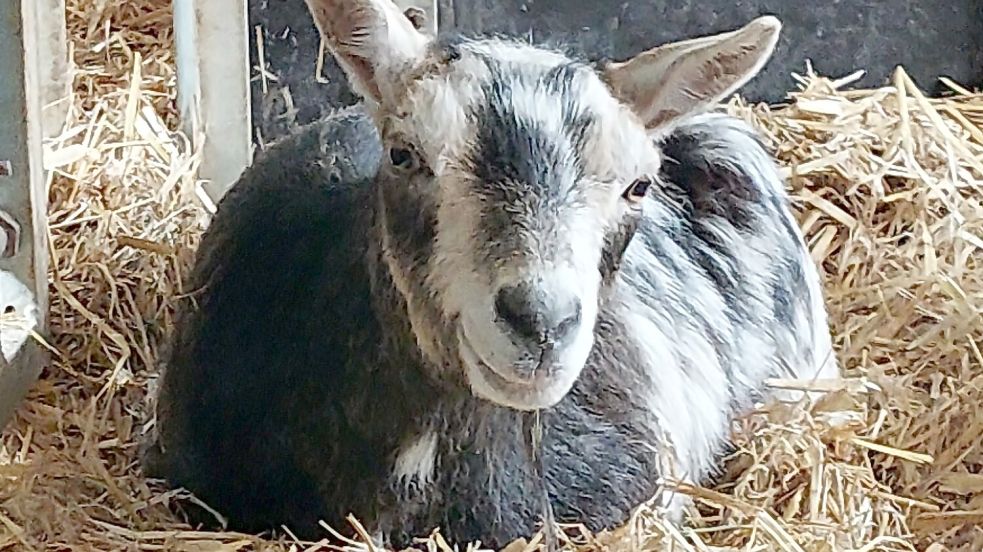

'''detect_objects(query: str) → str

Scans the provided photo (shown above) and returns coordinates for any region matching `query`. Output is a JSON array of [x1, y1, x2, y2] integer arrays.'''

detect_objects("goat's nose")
[[494, 282, 582, 346]]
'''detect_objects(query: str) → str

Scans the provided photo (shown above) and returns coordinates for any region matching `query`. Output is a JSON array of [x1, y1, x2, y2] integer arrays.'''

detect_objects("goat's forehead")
[[394, 38, 657, 179], [457, 38, 574, 68]]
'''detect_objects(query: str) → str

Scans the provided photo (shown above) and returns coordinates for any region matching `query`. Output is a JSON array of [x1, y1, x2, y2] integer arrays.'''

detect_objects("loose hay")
[[1, 1, 981, 550]]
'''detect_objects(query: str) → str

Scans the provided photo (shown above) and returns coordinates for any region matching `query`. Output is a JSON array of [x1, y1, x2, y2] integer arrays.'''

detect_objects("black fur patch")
[[685, 223, 749, 322], [600, 214, 640, 285], [635, 222, 685, 282], [772, 255, 807, 326], [468, 90, 571, 200], [771, 195, 804, 246], [540, 62, 597, 154], [464, 71, 584, 259], [660, 133, 763, 234], [379, 175, 438, 269]]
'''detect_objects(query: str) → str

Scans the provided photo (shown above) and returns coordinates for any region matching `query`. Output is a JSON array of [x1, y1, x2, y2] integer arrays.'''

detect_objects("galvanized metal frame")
[[0, 0, 61, 427]]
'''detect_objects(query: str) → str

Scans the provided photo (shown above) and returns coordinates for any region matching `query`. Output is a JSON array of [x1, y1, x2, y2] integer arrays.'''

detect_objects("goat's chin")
[[457, 326, 593, 411]]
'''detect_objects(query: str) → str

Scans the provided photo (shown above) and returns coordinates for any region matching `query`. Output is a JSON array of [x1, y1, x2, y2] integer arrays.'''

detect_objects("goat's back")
[[143, 105, 389, 534], [604, 112, 837, 482]]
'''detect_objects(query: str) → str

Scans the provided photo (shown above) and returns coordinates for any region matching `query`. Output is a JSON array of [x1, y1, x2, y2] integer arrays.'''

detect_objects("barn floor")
[[1, 1, 982, 551]]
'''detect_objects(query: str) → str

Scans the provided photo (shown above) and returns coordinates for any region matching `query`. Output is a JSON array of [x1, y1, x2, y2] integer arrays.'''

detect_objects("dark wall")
[[248, 0, 360, 148], [249, 0, 982, 146]]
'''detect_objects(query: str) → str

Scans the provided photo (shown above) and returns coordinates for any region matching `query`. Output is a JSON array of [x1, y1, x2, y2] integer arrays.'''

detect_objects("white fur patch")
[[622, 308, 731, 481], [393, 431, 438, 486]]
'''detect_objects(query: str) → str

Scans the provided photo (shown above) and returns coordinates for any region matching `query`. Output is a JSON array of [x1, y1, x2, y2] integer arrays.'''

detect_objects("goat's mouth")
[[456, 327, 580, 411]]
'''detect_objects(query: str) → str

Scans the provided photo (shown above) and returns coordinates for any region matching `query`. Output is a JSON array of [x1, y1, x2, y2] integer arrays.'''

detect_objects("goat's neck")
[[364, 196, 411, 348]]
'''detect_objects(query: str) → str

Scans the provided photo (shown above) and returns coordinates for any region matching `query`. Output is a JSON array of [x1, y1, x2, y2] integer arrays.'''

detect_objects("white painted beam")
[[34, 0, 69, 140], [174, 0, 253, 205]]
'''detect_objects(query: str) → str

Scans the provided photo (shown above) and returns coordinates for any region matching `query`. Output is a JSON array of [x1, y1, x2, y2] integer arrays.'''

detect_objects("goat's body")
[[145, 105, 835, 549]]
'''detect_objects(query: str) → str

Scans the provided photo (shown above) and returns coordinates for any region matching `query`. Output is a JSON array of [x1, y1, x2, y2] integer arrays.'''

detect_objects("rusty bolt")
[[0, 211, 20, 258], [0, 160, 11, 177]]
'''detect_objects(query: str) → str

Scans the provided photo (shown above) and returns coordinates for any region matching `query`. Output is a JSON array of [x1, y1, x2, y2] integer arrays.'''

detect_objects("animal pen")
[[0, 0, 982, 549]]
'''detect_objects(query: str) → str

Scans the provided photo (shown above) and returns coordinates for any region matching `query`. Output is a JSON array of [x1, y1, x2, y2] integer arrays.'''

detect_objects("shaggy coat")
[[144, 21, 838, 551]]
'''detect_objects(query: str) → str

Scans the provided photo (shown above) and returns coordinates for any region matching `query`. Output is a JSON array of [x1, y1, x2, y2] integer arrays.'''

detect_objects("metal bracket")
[[0, 0, 52, 428]]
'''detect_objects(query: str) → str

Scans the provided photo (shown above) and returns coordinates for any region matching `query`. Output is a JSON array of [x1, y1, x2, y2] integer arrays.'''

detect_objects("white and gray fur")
[[143, 3, 838, 549]]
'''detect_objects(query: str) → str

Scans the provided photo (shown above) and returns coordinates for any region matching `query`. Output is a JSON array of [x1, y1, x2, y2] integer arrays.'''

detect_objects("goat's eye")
[[389, 146, 417, 170], [622, 178, 651, 202]]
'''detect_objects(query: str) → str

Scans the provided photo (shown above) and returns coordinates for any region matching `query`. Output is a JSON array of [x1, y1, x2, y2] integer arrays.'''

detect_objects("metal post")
[[36, 0, 70, 140], [0, 0, 52, 428], [175, 0, 438, 206], [174, 0, 253, 205]]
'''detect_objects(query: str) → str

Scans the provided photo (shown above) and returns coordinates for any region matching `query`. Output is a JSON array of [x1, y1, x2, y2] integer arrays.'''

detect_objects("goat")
[[142, 1, 840, 549]]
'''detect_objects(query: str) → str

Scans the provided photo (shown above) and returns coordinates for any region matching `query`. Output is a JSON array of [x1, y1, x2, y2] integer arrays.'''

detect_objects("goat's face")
[[306, 0, 781, 410], [375, 41, 663, 411]]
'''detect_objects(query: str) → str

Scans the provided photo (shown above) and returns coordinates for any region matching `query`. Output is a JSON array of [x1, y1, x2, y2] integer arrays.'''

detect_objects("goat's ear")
[[304, 0, 431, 104], [601, 16, 780, 131]]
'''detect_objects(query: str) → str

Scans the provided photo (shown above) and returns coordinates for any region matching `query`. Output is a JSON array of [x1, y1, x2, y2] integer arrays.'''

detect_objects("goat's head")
[[305, 0, 780, 411]]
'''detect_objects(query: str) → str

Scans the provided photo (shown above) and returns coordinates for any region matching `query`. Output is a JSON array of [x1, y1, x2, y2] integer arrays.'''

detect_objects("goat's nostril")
[[494, 283, 543, 342], [494, 283, 582, 346]]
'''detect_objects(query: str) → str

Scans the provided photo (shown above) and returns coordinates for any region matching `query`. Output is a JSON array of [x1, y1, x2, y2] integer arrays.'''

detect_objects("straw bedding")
[[1, 1, 981, 550]]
